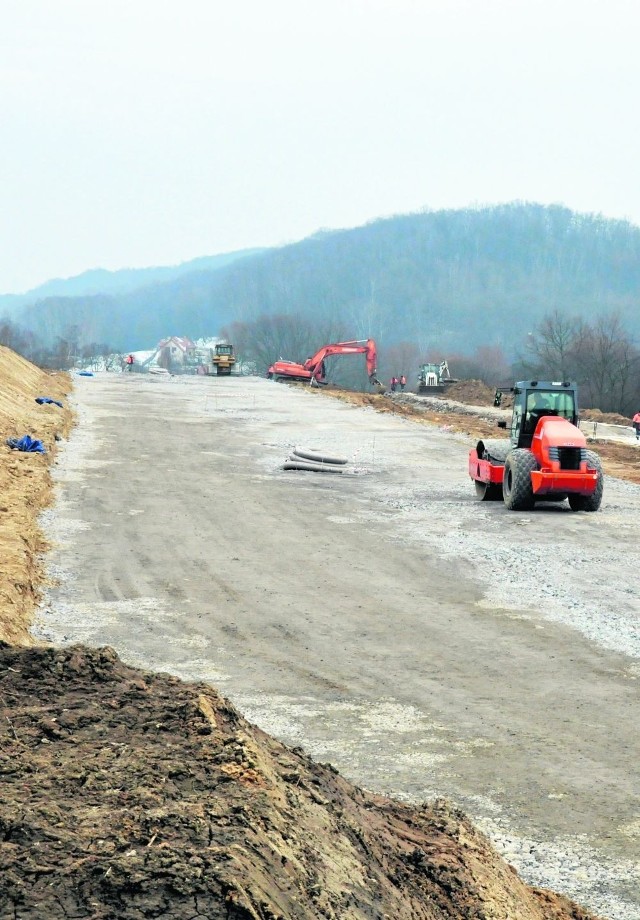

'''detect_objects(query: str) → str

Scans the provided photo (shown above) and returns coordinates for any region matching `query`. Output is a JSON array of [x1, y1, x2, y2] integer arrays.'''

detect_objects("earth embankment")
[[0, 345, 72, 644], [0, 641, 598, 920]]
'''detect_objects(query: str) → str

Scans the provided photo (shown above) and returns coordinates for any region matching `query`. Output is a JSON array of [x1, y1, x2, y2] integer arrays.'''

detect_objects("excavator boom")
[[269, 339, 380, 387], [304, 339, 378, 382]]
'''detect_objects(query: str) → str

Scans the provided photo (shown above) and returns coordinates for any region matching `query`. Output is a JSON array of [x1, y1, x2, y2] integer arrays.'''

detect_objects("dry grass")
[[0, 346, 74, 644]]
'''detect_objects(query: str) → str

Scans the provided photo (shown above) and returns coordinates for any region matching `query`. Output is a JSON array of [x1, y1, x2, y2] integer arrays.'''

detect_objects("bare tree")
[[524, 310, 640, 413], [222, 314, 349, 378], [447, 345, 511, 386], [379, 341, 422, 389], [574, 313, 640, 413], [0, 318, 36, 357], [524, 310, 580, 379]]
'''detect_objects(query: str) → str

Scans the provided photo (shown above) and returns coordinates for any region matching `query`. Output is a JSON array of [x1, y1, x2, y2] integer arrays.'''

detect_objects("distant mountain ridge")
[[0, 248, 265, 316], [8, 204, 640, 354]]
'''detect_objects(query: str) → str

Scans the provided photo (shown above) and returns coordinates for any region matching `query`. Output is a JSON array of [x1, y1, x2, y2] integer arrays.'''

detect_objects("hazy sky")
[[1, 0, 637, 293]]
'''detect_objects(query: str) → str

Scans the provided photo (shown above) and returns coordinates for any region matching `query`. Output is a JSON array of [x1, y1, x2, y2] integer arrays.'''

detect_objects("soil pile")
[[435, 382, 633, 427], [581, 408, 632, 426], [0, 643, 599, 920], [0, 346, 73, 644], [444, 379, 497, 406], [446, 380, 632, 427]]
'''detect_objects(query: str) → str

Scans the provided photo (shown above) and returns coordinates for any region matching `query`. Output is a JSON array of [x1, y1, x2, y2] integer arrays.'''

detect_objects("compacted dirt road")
[[36, 373, 640, 919]]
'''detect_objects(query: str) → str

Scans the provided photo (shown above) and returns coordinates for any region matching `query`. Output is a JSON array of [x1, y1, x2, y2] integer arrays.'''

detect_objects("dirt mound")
[[581, 408, 632, 426], [444, 382, 632, 428], [0, 643, 598, 920], [0, 347, 73, 645], [445, 379, 495, 405], [445, 380, 516, 410], [583, 438, 640, 483]]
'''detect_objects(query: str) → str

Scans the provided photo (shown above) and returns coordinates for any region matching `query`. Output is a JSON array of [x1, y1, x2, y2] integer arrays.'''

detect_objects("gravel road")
[[36, 373, 640, 920]]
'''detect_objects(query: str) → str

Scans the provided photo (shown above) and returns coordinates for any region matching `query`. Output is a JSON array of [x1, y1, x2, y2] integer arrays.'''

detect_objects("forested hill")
[[13, 204, 640, 353], [0, 248, 263, 320]]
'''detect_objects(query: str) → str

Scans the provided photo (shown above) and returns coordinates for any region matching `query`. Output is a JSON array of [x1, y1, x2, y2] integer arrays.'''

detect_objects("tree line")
[[3, 305, 638, 416], [4, 202, 640, 413], [0, 318, 114, 371], [222, 308, 640, 416], [8, 203, 640, 359], [517, 310, 640, 416]]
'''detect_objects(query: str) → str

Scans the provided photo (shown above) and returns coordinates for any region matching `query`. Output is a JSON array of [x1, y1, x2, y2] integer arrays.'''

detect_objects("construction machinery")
[[417, 360, 455, 394], [211, 343, 236, 376], [267, 339, 381, 388], [468, 380, 604, 511]]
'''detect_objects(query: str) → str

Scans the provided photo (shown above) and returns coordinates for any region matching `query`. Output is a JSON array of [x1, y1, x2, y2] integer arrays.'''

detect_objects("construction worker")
[[390, 376, 397, 392], [528, 391, 553, 412], [633, 411, 640, 441], [525, 391, 553, 433], [399, 374, 406, 391]]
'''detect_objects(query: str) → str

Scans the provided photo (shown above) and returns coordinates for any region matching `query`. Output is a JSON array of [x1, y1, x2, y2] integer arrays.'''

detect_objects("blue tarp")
[[35, 397, 64, 408], [6, 435, 46, 453], [77, 371, 94, 377]]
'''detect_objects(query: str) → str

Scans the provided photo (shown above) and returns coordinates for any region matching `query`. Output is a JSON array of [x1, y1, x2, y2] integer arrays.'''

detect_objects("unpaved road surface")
[[37, 373, 640, 919]]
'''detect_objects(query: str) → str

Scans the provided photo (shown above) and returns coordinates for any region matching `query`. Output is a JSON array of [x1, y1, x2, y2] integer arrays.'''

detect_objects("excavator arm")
[[268, 338, 380, 387], [304, 339, 380, 384]]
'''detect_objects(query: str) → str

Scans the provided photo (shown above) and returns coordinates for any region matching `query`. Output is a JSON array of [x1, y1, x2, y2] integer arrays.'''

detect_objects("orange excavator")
[[267, 339, 381, 388]]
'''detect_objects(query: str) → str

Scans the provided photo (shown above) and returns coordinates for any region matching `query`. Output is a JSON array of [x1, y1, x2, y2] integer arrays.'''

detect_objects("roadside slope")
[[0, 346, 73, 644]]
